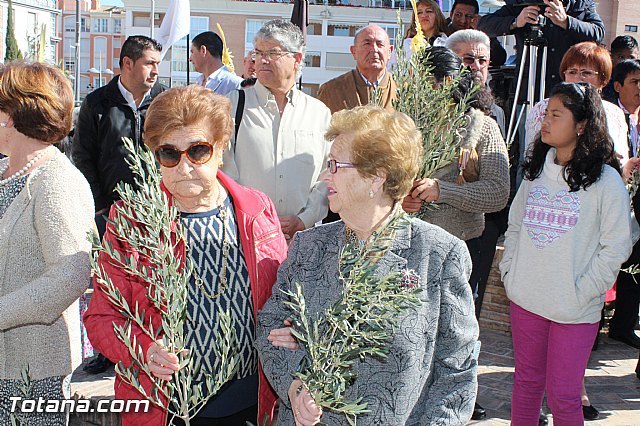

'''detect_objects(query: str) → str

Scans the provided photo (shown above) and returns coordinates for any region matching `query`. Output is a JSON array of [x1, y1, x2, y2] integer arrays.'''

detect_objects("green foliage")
[[89, 137, 240, 425], [391, 34, 472, 181], [4, 0, 23, 61], [390, 14, 473, 217], [284, 213, 422, 425]]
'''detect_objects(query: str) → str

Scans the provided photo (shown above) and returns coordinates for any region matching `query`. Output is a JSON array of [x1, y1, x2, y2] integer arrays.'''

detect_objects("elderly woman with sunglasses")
[[84, 85, 288, 426], [256, 105, 478, 425]]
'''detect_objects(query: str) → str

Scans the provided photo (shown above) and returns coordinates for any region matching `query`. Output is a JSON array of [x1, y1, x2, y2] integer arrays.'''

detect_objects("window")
[[113, 18, 122, 34], [132, 12, 150, 27], [304, 51, 321, 68], [81, 17, 89, 32], [325, 52, 356, 69], [327, 24, 361, 37], [190, 16, 209, 39], [65, 59, 75, 74], [64, 16, 74, 32], [93, 18, 108, 33], [49, 43, 57, 62], [246, 19, 270, 48], [27, 12, 38, 32], [372, 22, 402, 47], [625, 25, 638, 33], [93, 37, 108, 69], [171, 17, 208, 73], [50, 13, 57, 34], [307, 21, 322, 36]]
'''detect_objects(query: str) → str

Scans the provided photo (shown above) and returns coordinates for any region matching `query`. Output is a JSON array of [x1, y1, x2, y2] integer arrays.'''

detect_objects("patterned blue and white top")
[[180, 195, 257, 418]]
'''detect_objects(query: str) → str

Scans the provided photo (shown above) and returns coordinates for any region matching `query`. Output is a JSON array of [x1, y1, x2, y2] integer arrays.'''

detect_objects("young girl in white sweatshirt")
[[500, 82, 633, 425]]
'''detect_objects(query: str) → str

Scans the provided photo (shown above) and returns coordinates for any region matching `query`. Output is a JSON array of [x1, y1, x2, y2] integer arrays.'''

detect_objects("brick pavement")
[[70, 325, 640, 425], [473, 329, 640, 425]]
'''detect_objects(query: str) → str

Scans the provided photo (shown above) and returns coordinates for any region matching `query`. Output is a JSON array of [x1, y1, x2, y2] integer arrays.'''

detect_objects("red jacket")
[[84, 171, 288, 426]]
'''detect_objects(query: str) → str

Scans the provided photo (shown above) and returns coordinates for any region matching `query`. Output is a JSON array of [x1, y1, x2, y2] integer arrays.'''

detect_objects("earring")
[[369, 189, 374, 199], [0, 122, 6, 128]]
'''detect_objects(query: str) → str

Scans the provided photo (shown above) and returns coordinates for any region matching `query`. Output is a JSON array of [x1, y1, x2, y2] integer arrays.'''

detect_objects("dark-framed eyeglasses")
[[155, 142, 214, 168], [327, 159, 355, 174], [462, 55, 489, 67], [250, 49, 293, 61]]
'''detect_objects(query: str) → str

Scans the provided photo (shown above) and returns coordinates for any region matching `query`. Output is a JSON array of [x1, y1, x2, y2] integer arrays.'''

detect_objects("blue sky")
[[101, 0, 124, 6]]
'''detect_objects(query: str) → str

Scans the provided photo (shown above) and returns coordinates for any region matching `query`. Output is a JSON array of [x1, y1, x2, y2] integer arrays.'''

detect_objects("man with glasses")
[[189, 31, 242, 95], [222, 20, 330, 240], [447, 29, 506, 135], [317, 25, 396, 114], [446, 29, 510, 422], [446, 0, 506, 67]]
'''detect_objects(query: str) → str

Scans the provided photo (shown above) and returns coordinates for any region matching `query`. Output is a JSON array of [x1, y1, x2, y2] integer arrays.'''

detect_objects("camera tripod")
[[506, 16, 549, 147]]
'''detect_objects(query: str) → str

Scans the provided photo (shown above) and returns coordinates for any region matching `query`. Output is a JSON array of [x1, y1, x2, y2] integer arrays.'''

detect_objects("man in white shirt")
[[222, 20, 330, 240], [190, 31, 242, 96]]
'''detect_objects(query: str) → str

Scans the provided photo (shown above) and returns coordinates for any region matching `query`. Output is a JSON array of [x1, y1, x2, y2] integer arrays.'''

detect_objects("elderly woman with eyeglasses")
[[525, 42, 628, 165], [84, 84, 288, 426], [256, 105, 478, 425]]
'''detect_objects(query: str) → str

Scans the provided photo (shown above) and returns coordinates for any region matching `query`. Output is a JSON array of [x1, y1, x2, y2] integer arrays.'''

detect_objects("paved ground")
[[71, 327, 640, 425], [472, 328, 640, 425]]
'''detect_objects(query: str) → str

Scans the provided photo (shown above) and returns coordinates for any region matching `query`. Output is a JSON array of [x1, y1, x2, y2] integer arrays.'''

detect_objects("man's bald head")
[[350, 25, 394, 81]]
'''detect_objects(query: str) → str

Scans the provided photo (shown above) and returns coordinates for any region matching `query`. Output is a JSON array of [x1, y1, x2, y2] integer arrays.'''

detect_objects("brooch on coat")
[[400, 269, 421, 289]]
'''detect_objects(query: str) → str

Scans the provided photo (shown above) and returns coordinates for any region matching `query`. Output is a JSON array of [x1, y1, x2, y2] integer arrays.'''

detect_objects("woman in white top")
[[525, 42, 628, 165], [388, 0, 448, 68]]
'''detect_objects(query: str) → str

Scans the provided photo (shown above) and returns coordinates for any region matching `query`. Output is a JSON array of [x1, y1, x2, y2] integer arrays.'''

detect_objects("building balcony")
[[232, 0, 411, 10], [13, 0, 57, 11]]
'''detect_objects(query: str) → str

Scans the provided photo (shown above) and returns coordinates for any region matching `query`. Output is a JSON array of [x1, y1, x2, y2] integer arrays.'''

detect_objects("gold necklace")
[[179, 184, 231, 300], [193, 204, 230, 299]]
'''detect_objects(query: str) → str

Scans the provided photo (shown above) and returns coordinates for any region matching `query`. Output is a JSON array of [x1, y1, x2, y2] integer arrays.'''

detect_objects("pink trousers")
[[510, 302, 598, 426]]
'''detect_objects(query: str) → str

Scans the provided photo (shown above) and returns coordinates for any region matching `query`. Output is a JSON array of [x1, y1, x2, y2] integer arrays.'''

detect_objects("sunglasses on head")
[[155, 142, 214, 168]]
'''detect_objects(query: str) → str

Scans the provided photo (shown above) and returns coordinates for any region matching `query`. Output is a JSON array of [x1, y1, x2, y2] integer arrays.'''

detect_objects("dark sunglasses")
[[155, 142, 214, 168]]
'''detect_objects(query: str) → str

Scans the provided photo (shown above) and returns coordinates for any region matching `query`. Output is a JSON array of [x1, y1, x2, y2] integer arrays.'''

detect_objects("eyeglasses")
[[327, 159, 355, 174], [155, 142, 214, 168], [462, 55, 489, 67], [250, 49, 293, 61], [564, 69, 599, 79]]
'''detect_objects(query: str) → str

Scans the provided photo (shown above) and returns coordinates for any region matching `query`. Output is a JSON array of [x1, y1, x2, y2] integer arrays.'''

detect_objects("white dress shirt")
[[222, 80, 330, 228]]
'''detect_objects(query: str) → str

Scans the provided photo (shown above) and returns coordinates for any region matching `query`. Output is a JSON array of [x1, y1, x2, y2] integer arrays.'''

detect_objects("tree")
[[5, 0, 23, 61]]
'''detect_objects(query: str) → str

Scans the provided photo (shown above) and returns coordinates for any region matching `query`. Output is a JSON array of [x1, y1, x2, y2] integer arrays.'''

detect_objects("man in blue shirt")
[[189, 31, 242, 95]]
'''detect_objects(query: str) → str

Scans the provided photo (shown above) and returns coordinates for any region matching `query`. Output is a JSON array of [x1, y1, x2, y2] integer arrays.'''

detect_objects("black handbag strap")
[[234, 89, 245, 152]]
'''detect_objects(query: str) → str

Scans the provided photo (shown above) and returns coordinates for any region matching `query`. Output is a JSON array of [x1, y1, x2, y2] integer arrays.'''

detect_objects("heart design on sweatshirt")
[[523, 185, 580, 250]]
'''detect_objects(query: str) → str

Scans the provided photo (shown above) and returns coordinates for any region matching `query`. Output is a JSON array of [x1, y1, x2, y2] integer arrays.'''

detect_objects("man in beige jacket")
[[317, 25, 396, 114]]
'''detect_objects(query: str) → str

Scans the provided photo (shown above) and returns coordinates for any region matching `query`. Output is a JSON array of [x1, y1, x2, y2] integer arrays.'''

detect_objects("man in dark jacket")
[[73, 35, 164, 238], [446, 0, 507, 67], [478, 0, 604, 100], [73, 36, 164, 374]]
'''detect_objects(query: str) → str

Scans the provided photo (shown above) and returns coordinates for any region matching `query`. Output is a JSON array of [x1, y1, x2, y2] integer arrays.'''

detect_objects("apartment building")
[[59, 0, 126, 98], [123, 0, 413, 95], [0, 0, 60, 62]]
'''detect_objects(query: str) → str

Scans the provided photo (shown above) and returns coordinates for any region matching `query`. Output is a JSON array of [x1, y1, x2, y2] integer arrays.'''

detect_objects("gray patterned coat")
[[256, 217, 479, 425]]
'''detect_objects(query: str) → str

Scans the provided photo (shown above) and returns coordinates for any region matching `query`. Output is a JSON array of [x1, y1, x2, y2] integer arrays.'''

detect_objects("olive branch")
[[283, 213, 422, 425], [391, 13, 474, 217], [88, 137, 240, 425]]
